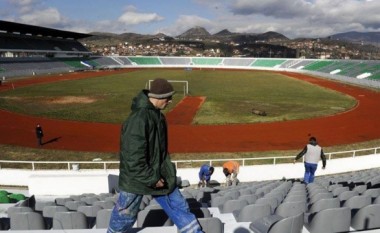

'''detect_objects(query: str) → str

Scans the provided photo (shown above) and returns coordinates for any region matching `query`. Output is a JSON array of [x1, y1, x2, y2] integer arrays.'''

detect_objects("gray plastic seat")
[[81, 196, 100, 205], [220, 199, 248, 213], [332, 186, 349, 197], [343, 195, 371, 210], [96, 209, 112, 229], [190, 207, 211, 218], [198, 217, 224, 233], [6, 206, 33, 218], [255, 197, 278, 214], [136, 208, 173, 227], [239, 188, 252, 196], [93, 200, 115, 209], [305, 198, 340, 224], [235, 203, 271, 222], [69, 195, 84, 201], [352, 185, 367, 194], [283, 194, 307, 203], [249, 212, 304, 233], [64, 200, 87, 211], [362, 188, 380, 201], [305, 207, 351, 233], [351, 204, 380, 230], [52, 211, 88, 229], [238, 194, 258, 204], [264, 192, 284, 204], [42, 205, 69, 229], [210, 195, 232, 207], [42, 205, 69, 218], [77, 205, 103, 228], [55, 197, 73, 206], [10, 212, 45, 230], [275, 201, 306, 218], [34, 201, 56, 212], [307, 192, 333, 209], [337, 190, 359, 205]]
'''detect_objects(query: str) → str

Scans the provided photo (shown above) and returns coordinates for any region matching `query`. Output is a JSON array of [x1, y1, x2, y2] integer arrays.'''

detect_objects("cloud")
[[230, 0, 315, 18], [214, 0, 380, 38], [118, 8, 164, 25], [8, 0, 42, 14], [18, 8, 65, 27]]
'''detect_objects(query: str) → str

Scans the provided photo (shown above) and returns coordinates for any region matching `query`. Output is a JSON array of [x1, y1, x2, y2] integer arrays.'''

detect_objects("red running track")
[[0, 70, 380, 153]]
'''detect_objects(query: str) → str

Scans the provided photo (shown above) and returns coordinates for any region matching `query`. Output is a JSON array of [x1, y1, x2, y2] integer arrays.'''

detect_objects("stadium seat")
[[198, 217, 224, 233], [42, 205, 69, 229], [77, 205, 103, 228], [255, 197, 278, 214], [136, 208, 173, 227], [96, 209, 112, 229], [305, 207, 351, 233], [52, 211, 88, 229], [351, 204, 380, 230], [220, 199, 248, 213], [238, 194, 258, 204], [6, 206, 33, 218], [190, 207, 211, 218], [274, 201, 306, 218], [34, 201, 56, 213], [10, 212, 45, 230], [93, 200, 115, 209], [234, 203, 271, 222], [249, 212, 303, 233], [55, 197, 73, 206], [64, 200, 87, 211]]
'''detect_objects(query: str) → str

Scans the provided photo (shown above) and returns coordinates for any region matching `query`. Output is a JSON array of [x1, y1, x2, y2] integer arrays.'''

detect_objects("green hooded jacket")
[[118, 90, 177, 195]]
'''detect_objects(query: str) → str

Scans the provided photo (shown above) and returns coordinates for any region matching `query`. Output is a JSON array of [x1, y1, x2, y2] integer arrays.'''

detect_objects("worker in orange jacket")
[[222, 161, 240, 186]]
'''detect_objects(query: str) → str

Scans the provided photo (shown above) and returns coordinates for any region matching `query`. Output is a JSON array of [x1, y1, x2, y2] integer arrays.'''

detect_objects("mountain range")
[[81, 26, 380, 47]]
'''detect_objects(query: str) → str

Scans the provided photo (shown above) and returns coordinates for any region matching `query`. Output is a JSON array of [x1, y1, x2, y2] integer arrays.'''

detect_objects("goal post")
[[147, 80, 188, 96]]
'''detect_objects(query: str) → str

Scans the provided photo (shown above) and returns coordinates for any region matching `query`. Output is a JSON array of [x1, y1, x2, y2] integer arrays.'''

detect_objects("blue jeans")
[[107, 188, 203, 233], [107, 191, 143, 233], [304, 162, 318, 184], [154, 187, 202, 233]]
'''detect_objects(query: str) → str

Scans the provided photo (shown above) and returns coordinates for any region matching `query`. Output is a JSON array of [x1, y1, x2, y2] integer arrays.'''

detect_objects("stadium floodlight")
[[147, 80, 188, 96]]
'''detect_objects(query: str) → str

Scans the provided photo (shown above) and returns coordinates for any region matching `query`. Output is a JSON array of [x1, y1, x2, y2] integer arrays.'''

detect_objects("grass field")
[[0, 69, 356, 124], [0, 68, 372, 167]]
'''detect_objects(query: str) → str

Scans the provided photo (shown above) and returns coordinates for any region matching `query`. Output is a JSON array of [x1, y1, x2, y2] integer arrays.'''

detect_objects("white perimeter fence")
[[1, 146, 379, 171]]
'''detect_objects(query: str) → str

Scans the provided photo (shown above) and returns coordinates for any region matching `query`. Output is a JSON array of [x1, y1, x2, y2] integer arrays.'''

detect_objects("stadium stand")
[[192, 57, 223, 66], [0, 20, 94, 77], [128, 56, 162, 65], [2, 167, 380, 232], [251, 59, 287, 68]]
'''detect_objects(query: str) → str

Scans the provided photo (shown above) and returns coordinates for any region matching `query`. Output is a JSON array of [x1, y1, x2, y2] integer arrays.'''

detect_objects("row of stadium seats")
[[2, 168, 380, 232]]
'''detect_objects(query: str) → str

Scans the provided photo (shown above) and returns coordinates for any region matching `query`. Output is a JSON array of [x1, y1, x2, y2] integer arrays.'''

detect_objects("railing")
[[0, 147, 379, 171]]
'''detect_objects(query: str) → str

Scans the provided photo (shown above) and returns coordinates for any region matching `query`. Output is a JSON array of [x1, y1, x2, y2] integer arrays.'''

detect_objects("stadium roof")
[[0, 20, 91, 39]]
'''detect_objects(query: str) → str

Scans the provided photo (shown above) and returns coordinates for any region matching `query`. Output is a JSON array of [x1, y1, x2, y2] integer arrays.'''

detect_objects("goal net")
[[147, 80, 188, 96]]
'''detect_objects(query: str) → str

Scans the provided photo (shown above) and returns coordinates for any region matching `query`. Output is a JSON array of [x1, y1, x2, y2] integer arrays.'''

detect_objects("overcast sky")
[[1, 0, 379, 39]]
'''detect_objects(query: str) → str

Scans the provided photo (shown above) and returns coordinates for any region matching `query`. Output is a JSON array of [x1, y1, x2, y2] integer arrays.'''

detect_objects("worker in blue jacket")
[[198, 164, 214, 188]]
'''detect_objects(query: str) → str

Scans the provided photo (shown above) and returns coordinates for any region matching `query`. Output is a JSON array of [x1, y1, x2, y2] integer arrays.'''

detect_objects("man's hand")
[[155, 178, 165, 188]]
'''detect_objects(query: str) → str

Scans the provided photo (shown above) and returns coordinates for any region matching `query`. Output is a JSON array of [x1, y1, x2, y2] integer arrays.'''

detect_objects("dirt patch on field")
[[46, 96, 97, 104]]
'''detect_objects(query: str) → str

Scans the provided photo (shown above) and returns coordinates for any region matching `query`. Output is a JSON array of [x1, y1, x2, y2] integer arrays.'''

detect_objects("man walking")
[[107, 78, 203, 233], [294, 136, 326, 184], [35, 123, 44, 146]]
